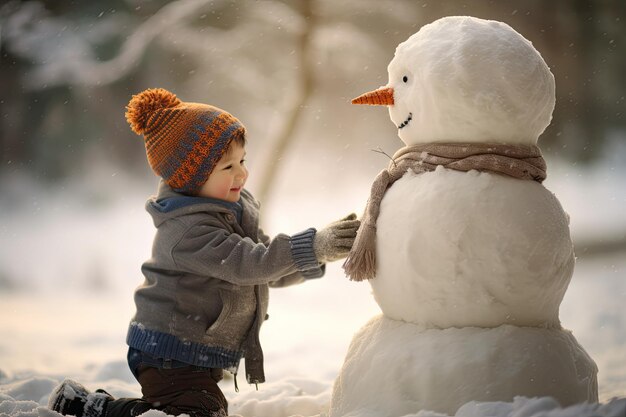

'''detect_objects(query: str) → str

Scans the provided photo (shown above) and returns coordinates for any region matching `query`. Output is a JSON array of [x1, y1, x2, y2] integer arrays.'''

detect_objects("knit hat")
[[126, 88, 246, 195]]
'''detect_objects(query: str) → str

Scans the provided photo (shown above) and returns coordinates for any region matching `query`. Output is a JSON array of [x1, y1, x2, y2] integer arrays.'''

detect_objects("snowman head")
[[353, 16, 555, 146]]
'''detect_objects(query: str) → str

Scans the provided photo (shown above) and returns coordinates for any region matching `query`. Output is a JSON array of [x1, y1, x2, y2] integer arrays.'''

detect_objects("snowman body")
[[330, 316, 597, 417], [330, 15, 598, 417], [329, 169, 598, 417], [373, 167, 573, 328]]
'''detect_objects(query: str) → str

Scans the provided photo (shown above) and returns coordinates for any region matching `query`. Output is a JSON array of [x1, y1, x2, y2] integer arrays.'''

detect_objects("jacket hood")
[[146, 180, 254, 227]]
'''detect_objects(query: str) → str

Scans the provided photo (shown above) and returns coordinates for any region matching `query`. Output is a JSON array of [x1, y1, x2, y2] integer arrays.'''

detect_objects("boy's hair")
[[228, 129, 247, 150], [126, 88, 246, 195]]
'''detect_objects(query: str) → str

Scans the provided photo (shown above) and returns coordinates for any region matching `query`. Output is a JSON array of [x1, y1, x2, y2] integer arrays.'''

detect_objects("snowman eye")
[[402, 75, 408, 83]]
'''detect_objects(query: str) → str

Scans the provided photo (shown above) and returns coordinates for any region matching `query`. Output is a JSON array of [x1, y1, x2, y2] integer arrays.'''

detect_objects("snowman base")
[[329, 315, 597, 417]]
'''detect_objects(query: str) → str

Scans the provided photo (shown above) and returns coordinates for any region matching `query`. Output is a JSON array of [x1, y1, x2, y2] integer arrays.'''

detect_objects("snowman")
[[331, 16, 598, 417]]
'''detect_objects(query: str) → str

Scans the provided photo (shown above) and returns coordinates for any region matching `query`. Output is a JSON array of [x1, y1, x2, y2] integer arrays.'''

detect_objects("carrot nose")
[[351, 87, 394, 106]]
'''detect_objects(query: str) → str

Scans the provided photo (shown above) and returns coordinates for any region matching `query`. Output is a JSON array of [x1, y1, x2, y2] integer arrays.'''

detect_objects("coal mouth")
[[398, 112, 413, 129]]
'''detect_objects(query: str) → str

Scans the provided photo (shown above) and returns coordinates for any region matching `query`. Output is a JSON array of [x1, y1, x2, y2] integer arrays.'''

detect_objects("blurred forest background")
[[0, 0, 625, 399], [0, 0, 625, 253]]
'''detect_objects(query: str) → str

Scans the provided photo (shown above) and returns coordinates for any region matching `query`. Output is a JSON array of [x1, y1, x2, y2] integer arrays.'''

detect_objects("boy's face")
[[197, 142, 248, 202]]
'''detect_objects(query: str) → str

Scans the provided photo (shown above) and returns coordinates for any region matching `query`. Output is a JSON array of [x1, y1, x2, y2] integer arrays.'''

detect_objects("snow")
[[337, 165, 601, 413], [372, 168, 573, 328], [1, 13, 625, 417], [328, 15, 622, 417], [0, 166, 624, 417], [385, 16, 555, 146], [330, 317, 596, 417]]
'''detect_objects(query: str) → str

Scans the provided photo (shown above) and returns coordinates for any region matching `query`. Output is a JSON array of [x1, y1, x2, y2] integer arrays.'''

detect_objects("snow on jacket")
[[126, 180, 324, 384]]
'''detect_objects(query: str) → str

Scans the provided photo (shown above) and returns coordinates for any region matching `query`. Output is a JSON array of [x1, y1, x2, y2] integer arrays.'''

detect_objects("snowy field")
[[0, 148, 625, 417]]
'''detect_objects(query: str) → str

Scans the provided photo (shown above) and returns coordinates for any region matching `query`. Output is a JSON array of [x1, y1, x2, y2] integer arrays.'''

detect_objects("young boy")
[[48, 88, 360, 417]]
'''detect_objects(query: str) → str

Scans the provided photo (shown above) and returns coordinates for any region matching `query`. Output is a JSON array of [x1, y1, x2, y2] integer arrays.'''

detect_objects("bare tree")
[[254, 0, 316, 203]]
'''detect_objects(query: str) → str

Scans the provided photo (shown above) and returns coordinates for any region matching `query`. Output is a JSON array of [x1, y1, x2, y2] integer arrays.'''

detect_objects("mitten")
[[314, 213, 360, 263]]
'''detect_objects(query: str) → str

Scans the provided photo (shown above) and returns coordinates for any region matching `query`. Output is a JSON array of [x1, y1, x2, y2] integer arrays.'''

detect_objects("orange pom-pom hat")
[[126, 88, 245, 195]]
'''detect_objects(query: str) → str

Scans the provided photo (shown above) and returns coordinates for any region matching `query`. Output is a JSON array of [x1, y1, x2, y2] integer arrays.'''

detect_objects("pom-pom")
[[126, 88, 181, 135]]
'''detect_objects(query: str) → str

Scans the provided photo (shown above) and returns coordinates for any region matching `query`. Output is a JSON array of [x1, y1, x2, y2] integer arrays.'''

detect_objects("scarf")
[[343, 143, 547, 282]]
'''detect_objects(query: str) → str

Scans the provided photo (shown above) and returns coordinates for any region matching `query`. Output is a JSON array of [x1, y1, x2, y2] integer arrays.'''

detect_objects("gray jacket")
[[126, 181, 324, 384]]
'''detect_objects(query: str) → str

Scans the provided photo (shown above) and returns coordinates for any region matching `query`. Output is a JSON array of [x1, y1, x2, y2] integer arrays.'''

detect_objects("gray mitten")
[[314, 213, 360, 263]]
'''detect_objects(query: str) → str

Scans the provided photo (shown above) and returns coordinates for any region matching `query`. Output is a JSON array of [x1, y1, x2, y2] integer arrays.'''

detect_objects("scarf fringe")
[[343, 225, 377, 281]]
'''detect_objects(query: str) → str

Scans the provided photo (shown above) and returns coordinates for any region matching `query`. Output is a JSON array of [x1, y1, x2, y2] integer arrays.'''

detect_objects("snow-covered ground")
[[0, 146, 625, 416]]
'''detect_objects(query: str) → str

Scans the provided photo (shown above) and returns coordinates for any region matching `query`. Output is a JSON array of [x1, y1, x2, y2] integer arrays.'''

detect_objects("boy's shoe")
[[48, 379, 113, 417]]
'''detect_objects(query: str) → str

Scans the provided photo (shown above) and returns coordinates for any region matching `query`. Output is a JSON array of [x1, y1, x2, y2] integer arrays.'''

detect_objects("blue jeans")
[[127, 348, 197, 379]]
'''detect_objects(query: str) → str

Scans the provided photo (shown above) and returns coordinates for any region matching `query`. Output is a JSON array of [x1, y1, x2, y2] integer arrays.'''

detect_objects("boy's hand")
[[314, 213, 360, 263]]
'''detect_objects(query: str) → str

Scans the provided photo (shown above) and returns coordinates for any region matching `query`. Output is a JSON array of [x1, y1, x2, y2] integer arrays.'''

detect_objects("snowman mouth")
[[397, 113, 412, 129]]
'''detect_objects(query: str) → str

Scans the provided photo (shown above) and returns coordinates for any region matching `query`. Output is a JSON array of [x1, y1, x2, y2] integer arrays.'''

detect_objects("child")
[[48, 88, 360, 417]]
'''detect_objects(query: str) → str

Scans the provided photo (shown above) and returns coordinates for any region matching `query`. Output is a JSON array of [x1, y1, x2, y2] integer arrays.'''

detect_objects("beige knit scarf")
[[343, 142, 547, 281]]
